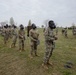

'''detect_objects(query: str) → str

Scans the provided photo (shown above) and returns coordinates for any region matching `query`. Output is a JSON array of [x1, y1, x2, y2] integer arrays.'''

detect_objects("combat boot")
[[29, 54, 33, 59], [13, 44, 16, 47], [22, 48, 25, 51], [35, 54, 39, 57], [10, 44, 15, 48], [19, 48, 22, 52], [42, 63, 49, 69], [35, 51, 39, 57], [47, 61, 53, 66], [35, 52, 38, 56]]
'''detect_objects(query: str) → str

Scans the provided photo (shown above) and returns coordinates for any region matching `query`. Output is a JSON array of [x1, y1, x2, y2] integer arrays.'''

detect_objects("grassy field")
[[0, 28, 76, 75]]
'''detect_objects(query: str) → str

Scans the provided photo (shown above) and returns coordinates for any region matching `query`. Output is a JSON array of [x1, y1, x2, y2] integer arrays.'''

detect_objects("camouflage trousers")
[[4, 34, 9, 44], [19, 39, 25, 50], [11, 35, 17, 47], [65, 34, 68, 38], [56, 32, 58, 35], [43, 41, 55, 64], [30, 41, 37, 55], [9, 33, 13, 39]]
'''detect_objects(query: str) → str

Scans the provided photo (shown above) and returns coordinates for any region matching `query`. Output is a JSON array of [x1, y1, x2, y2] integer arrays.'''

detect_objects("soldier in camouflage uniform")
[[56, 27, 58, 35], [72, 27, 74, 35], [72, 27, 76, 35], [18, 24, 25, 52], [11, 25, 18, 48], [64, 28, 68, 38], [62, 28, 65, 35], [29, 24, 39, 58], [3, 24, 9, 44], [42, 20, 57, 69], [8, 25, 12, 39]]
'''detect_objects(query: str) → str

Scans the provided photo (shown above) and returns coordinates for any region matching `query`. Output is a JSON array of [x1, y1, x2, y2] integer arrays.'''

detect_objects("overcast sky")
[[0, 0, 76, 27]]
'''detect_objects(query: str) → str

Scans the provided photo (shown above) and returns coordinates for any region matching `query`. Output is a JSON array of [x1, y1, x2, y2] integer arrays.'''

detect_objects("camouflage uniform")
[[11, 27, 18, 47], [43, 27, 55, 65], [72, 28, 76, 35], [62, 29, 65, 35], [29, 29, 39, 56], [18, 29, 25, 51], [64, 29, 68, 38], [3, 27, 9, 44], [72, 28, 74, 35], [56, 28, 58, 35], [8, 26, 12, 39]]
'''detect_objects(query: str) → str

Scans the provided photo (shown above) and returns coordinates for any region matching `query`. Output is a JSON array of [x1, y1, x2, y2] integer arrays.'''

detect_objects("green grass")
[[0, 28, 76, 75]]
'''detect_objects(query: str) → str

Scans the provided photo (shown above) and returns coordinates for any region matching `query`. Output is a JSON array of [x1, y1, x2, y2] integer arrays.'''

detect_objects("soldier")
[[72, 24, 76, 35], [3, 24, 9, 44], [72, 27, 76, 35], [72, 27, 74, 35], [42, 20, 57, 69], [0, 26, 4, 36], [64, 28, 68, 38], [11, 25, 18, 48], [29, 24, 39, 58], [62, 28, 65, 35], [18, 24, 25, 52], [43, 28, 45, 32], [56, 27, 58, 35], [8, 25, 12, 39]]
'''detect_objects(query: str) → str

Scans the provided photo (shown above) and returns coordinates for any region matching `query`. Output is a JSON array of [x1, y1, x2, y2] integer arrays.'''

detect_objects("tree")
[[10, 17, 15, 25], [28, 20, 31, 26], [27, 20, 32, 37]]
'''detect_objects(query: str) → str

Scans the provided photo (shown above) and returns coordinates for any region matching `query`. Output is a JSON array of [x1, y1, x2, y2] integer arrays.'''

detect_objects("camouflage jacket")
[[29, 29, 39, 42], [44, 27, 55, 42], [18, 29, 25, 40]]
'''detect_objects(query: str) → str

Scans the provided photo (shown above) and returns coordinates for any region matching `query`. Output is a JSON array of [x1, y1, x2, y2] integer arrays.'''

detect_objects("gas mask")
[[20, 24, 24, 30], [32, 23, 37, 30], [48, 20, 56, 29]]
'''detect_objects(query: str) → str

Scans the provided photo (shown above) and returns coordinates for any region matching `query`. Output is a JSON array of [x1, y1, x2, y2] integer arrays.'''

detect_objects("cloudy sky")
[[0, 0, 76, 27]]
